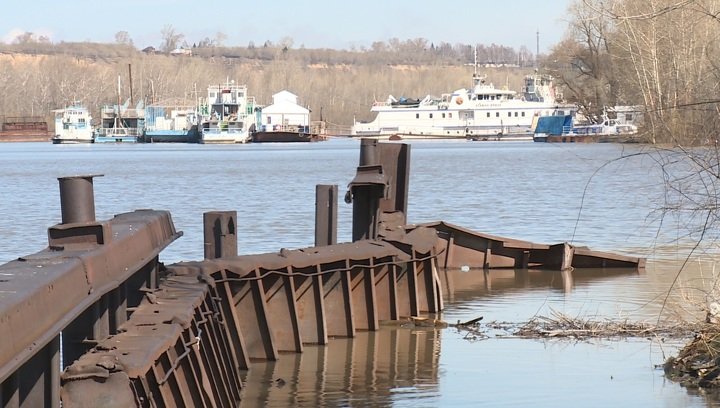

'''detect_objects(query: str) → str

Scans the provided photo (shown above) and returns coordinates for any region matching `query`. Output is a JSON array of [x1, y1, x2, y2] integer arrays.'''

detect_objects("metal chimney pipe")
[[58, 174, 102, 224], [359, 138, 378, 166]]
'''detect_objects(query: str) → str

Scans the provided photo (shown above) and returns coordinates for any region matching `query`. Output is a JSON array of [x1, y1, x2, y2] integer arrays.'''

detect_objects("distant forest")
[[0, 29, 538, 67], [0, 35, 540, 132]]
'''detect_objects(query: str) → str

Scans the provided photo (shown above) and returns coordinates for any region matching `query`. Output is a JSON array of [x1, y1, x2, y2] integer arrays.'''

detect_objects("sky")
[[0, 0, 573, 53]]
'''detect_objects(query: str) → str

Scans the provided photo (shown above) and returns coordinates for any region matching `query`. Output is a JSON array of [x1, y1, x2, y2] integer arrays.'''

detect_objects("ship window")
[[508, 112, 512, 117], [430, 113, 434, 119], [267, 116, 272, 124], [495, 112, 499, 117], [448, 113, 452, 118], [416, 113, 419, 119], [514, 112, 518, 117], [487, 112, 490, 118], [625, 114, 633, 121], [490, 96, 495, 100], [442, 113, 446, 118], [522, 112, 526, 117]]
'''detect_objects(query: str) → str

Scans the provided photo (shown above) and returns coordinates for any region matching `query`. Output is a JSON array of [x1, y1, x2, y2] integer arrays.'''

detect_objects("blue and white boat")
[[533, 109, 639, 143], [95, 75, 144, 143], [94, 100, 145, 143], [198, 80, 256, 144], [143, 101, 199, 143], [51, 103, 94, 144]]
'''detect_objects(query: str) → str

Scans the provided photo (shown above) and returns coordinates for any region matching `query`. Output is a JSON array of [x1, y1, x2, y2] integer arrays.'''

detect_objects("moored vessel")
[[142, 100, 199, 143], [533, 109, 640, 143], [352, 51, 572, 140], [0, 116, 52, 142], [251, 90, 327, 143], [199, 81, 256, 144], [51, 103, 94, 144], [94, 101, 144, 143], [95, 75, 143, 143]]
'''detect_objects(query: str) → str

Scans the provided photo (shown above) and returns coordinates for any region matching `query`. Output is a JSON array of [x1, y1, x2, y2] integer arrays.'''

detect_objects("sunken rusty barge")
[[0, 139, 643, 407]]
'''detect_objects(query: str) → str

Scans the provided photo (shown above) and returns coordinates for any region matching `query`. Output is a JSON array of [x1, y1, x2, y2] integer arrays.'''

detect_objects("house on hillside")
[[257, 90, 309, 132], [170, 47, 192, 56]]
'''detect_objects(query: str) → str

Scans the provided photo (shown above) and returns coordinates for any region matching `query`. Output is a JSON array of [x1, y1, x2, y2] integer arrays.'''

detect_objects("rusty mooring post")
[[376, 143, 410, 223], [348, 165, 387, 241], [49, 174, 110, 248], [58, 175, 101, 224], [348, 139, 411, 241], [315, 184, 338, 247], [204, 211, 238, 259], [359, 138, 377, 166]]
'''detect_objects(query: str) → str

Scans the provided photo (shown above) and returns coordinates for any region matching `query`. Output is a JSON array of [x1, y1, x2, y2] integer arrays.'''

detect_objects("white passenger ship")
[[352, 64, 572, 140]]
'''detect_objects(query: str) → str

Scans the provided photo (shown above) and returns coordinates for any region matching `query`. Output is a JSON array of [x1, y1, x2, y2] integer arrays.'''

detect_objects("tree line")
[[5, 1, 719, 146], [0, 36, 536, 132], [544, 0, 720, 145]]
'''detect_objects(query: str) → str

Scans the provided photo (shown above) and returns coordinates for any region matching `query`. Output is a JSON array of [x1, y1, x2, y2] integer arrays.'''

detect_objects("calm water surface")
[[1, 139, 718, 407]]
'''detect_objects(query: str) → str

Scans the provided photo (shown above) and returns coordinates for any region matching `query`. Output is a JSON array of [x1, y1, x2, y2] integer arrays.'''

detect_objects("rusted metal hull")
[[0, 117, 52, 142], [0, 139, 646, 407], [251, 131, 327, 143], [0, 210, 181, 407], [424, 221, 644, 271], [59, 227, 443, 406]]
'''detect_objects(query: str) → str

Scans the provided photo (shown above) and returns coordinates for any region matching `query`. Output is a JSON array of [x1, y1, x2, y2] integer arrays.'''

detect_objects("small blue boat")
[[94, 100, 144, 143], [533, 112, 638, 143], [142, 103, 200, 143]]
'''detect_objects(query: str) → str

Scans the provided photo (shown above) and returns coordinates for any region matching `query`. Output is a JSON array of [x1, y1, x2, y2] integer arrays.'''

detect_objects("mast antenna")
[[473, 46, 478, 76], [535, 29, 540, 69]]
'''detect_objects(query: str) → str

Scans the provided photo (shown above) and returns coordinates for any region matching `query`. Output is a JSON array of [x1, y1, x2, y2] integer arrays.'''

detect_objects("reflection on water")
[[2, 140, 720, 406], [441, 267, 641, 301], [241, 328, 440, 407], [237, 265, 719, 407]]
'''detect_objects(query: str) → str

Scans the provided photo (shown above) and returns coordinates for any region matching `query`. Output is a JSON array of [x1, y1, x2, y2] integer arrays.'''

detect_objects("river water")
[[1, 139, 719, 407]]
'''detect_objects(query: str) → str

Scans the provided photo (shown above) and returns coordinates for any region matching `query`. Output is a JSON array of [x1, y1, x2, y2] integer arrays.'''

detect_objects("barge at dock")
[[0, 116, 52, 142], [252, 90, 328, 142]]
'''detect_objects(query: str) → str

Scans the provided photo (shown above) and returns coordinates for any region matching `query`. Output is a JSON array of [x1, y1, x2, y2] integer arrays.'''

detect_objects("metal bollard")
[[58, 174, 102, 224], [203, 211, 238, 259], [315, 184, 338, 247]]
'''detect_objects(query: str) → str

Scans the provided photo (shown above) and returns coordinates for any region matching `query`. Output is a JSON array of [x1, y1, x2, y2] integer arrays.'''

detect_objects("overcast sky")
[[1, 0, 573, 52]]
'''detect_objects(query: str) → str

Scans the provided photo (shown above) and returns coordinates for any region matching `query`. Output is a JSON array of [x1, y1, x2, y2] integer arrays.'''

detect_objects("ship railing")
[[261, 124, 310, 133], [95, 127, 142, 137], [203, 127, 244, 134]]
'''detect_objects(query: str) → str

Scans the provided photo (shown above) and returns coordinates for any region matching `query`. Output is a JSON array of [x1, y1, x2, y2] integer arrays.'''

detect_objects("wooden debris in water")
[[453, 311, 702, 341], [664, 325, 720, 389]]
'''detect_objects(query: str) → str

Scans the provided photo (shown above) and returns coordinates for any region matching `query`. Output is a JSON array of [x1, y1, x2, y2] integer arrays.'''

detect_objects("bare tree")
[[12, 32, 36, 44], [115, 31, 133, 46], [279, 36, 294, 50], [160, 25, 184, 53], [215, 32, 227, 47]]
